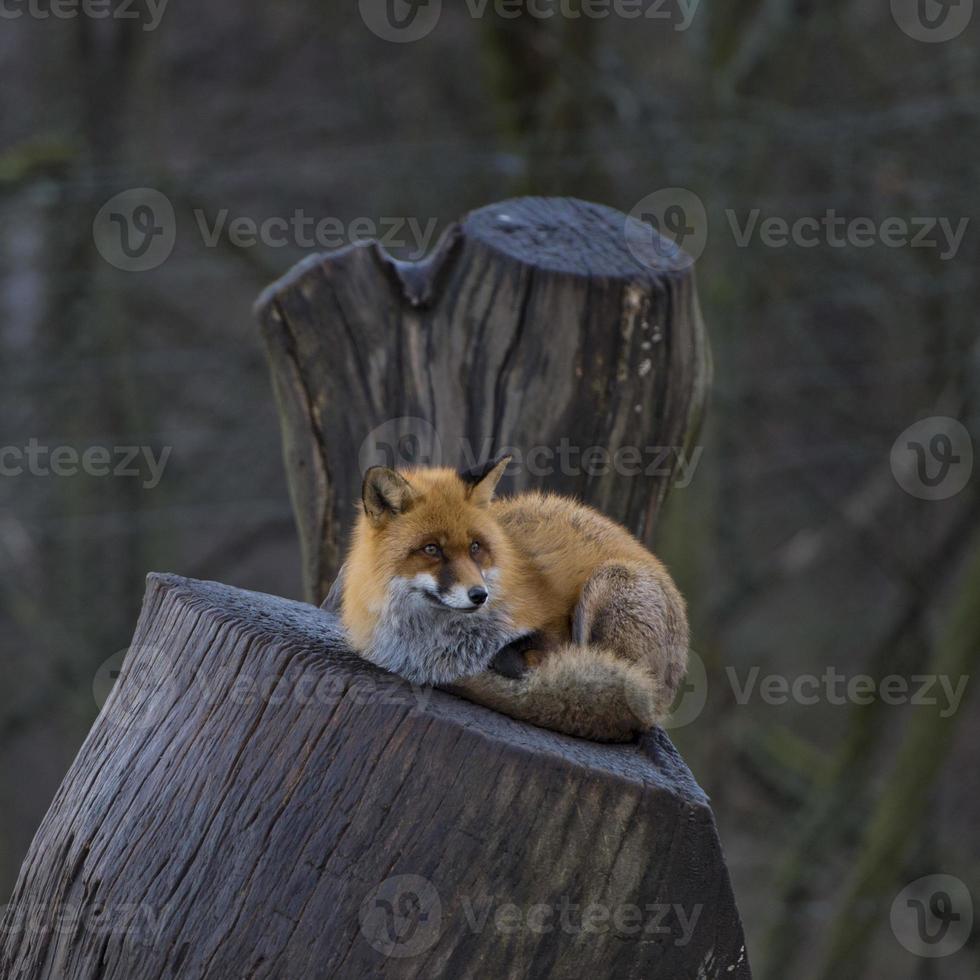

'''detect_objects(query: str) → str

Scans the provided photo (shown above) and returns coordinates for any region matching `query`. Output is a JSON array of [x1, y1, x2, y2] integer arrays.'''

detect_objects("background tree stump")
[[0, 575, 749, 980], [255, 196, 711, 604]]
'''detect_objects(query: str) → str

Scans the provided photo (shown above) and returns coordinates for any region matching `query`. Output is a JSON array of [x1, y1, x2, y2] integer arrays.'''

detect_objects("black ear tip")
[[458, 453, 512, 486], [361, 466, 383, 495], [362, 466, 411, 518], [363, 465, 401, 488]]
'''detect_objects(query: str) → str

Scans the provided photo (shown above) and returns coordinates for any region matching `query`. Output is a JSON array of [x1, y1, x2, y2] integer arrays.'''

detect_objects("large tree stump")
[[0, 575, 750, 979], [2, 197, 751, 979], [255, 196, 711, 603]]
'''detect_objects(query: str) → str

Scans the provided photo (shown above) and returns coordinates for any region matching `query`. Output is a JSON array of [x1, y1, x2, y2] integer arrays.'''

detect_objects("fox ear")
[[362, 467, 415, 526], [460, 454, 512, 507]]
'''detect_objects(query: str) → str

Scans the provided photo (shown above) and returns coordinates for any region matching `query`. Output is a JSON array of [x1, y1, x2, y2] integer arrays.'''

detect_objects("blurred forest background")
[[1, 1, 979, 977]]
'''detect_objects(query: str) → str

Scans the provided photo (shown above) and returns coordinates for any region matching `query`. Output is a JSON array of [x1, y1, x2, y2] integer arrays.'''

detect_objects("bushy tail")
[[448, 644, 670, 742], [449, 558, 689, 741]]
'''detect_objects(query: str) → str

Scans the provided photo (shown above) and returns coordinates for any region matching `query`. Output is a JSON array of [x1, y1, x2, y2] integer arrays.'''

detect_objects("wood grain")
[[0, 575, 749, 979], [255, 197, 711, 603]]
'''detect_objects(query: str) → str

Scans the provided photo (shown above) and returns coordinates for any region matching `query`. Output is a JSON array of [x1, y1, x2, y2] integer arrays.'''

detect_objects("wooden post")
[[255, 196, 711, 604], [1, 575, 749, 979]]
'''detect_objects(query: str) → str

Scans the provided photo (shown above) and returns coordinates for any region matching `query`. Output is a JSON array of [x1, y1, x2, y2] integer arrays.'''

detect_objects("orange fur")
[[340, 459, 689, 741]]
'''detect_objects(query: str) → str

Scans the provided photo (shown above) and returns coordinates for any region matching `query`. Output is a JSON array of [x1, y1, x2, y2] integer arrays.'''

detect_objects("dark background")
[[1, 2, 979, 977]]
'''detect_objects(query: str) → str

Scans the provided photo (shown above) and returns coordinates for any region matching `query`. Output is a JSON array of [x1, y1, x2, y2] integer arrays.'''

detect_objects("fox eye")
[[470, 541, 481, 556], [422, 543, 441, 557]]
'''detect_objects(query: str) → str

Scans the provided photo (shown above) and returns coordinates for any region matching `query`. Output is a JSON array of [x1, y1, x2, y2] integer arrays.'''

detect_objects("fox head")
[[342, 456, 516, 655]]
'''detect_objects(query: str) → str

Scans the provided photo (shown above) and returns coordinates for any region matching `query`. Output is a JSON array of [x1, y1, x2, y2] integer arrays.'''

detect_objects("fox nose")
[[468, 586, 489, 606]]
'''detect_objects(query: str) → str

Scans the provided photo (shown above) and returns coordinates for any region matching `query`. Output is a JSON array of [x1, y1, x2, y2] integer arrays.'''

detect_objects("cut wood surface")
[[255, 196, 711, 604], [1, 574, 749, 979]]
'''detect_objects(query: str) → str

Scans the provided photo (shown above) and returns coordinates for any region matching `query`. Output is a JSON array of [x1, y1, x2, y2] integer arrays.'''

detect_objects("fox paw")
[[490, 644, 529, 679]]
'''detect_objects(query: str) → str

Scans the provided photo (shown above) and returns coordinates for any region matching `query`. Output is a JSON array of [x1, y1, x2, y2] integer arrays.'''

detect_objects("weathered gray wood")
[[255, 196, 711, 604], [0, 574, 749, 980]]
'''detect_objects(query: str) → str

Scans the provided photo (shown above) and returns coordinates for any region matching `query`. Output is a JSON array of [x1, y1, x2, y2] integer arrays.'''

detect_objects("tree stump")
[[2, 197, 751, 978], [0, 575, 750, 979], [255, 196, 711, 604]]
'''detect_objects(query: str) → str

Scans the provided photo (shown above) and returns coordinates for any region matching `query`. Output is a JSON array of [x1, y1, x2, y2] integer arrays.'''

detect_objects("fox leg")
[[572, 560, 689, 725], [449, 561, 688, 742], [488, 633, 543, 679]]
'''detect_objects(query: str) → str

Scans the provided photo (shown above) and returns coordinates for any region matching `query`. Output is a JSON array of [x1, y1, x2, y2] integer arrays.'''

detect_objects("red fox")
[[333, 456, 689, 741]]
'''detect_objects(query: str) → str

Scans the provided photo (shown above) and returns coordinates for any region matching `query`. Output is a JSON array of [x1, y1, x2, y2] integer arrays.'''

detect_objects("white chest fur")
[[362, 579, 525, 685]]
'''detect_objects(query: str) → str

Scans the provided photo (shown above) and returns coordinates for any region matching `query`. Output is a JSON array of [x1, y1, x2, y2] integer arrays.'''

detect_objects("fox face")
[[342, 456, 527, 683], [360, 457, 510, 611], [391, 537, 494, 612]]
